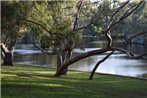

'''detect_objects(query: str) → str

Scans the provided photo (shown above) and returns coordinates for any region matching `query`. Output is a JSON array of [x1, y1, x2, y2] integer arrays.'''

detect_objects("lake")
[[14, 41, 147, 79]]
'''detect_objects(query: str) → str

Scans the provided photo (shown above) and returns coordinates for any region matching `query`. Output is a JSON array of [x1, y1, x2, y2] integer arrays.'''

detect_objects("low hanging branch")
[[89, 51, 115, 80], [131, 52, 147, 60], [55, 48, 115, 76]]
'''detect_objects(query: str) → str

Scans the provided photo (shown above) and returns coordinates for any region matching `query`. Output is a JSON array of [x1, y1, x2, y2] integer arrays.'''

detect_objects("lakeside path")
[[1, 65, 147, 98]]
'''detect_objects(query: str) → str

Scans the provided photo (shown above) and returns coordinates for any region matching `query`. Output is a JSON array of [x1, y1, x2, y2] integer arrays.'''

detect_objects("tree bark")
[[56, 49, 72, 75], [1, 43, 13, 66], [89, 51, 114, 80], [54, 48, 114, 77], [2, 52, 13, 66]]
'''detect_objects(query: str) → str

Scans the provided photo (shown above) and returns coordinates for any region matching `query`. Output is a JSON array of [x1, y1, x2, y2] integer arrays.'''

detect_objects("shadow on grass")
[[2, 65, 147, 98]]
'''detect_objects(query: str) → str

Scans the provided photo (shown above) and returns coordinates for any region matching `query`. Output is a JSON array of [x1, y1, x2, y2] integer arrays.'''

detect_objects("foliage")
[[111, 1, 147, 40], [1, 1, 32, 45], [1, 65, 147, 98], [27, 1, 79, 49]]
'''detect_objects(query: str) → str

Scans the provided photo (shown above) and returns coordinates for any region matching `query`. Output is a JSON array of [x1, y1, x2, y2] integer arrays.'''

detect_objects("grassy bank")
[[1, 65, 147, 98]]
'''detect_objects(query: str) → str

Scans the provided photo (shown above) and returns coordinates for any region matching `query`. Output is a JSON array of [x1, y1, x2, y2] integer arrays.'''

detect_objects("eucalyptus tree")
[[26, 1, 84, 75], [22, 0, 146, 79], [1, 1, 33, 65], [54, 0, 147, 79]]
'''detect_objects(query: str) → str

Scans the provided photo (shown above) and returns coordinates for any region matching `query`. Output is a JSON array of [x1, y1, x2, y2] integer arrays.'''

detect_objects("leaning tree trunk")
[[1, 43, 13, 66]]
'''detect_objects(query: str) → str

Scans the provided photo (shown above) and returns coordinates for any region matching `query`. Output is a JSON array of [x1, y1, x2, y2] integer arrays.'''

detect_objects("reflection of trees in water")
[[14, 54, 57, 67]]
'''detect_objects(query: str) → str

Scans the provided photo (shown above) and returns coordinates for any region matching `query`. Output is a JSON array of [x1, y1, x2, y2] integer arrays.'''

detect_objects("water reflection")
[[14, 42, 147, 79]]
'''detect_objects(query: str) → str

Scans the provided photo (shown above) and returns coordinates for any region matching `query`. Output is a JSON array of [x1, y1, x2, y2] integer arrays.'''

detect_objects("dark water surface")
[[14, 42, 147, 79]]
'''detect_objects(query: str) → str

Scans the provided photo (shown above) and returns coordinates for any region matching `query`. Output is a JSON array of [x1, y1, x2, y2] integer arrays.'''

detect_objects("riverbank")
[[1, 65, 147, 98]]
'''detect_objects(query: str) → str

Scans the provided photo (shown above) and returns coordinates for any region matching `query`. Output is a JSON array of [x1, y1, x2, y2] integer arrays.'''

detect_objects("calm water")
[[14, 42, 147, 79]]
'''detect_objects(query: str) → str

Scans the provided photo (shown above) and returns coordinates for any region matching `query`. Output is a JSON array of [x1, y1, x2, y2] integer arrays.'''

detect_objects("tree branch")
[[24, 19, 52, 35], [105, 1, 144, 48], [111, 0, 130, 21], [118, 1, 144, 22], [75, 16, 95, 31], [31, 42, 57, 55], [89, 51, 115, 80], [131, 52, 147, 60], [72, 1, 85, 30], [125, 31, 147, 43], [55, 48, 115, 76], [27, 33, 57, 55]]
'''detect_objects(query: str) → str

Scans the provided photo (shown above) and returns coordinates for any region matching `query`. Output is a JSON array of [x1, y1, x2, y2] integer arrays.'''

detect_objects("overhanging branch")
[[125, 31, 147, 42]]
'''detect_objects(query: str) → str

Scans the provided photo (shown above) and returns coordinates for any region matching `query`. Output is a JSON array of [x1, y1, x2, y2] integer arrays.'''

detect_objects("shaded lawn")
[[1, 65, 147, 98]]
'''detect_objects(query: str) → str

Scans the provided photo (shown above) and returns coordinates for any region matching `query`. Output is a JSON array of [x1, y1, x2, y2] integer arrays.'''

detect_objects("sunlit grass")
[[1, 65, 147, 98]]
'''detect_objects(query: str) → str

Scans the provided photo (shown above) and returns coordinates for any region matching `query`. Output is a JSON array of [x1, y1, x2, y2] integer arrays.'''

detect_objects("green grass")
[[1, 65, 147, 98]]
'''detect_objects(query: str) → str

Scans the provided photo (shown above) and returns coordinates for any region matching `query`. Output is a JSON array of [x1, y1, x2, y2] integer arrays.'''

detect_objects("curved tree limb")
[[54, 48, 115, 76], [89, 51, 115, 80], [125, 31, 147, 43], [24, 19, 52, 35]]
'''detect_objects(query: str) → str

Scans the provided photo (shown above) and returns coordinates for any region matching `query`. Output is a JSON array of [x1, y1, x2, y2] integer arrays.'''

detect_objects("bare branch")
[[106, 0, 130, 32], [113, 47, 147, 60], [105, 1, 144, 48], [111, 0, 130, 21], [118, 1, 144, 22], [72, 1, 85, 30], [131, 52, 147, 60], [125, 31, 147, 42], [106, 1, 144, 32], [114, 47, 134, 57]]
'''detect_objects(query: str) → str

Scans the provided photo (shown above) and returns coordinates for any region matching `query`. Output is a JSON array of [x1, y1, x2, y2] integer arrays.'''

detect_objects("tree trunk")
[[56, 50, 72, 75], [1, 43, 13, 66], [54, 48, 113, 77], [56, 53, 68, 75], [2, 52, 13, 66]]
